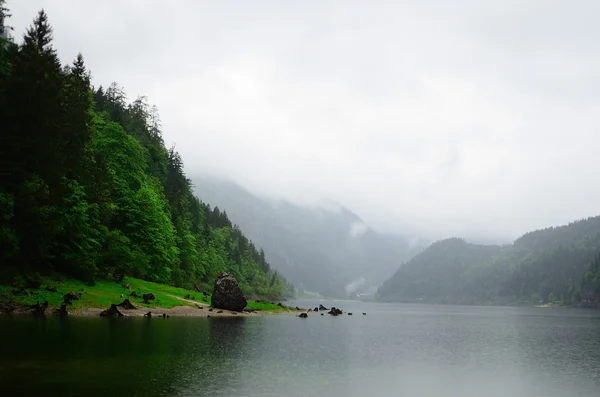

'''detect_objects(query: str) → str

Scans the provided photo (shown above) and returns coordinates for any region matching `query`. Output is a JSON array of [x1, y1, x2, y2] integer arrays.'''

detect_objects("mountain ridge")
[[192, 176, 426, 297], [377, 216, 600, 305]]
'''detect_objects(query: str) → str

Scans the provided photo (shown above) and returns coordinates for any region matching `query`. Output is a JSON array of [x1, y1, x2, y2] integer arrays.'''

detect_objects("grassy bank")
[[0, 276, 292, 313]]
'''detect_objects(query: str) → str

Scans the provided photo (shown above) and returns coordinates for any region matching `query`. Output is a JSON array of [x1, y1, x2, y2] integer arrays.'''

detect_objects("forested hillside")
[[377, 217, 600, 305], [0, 7, 293, 300], [193, 177, 426, 298]]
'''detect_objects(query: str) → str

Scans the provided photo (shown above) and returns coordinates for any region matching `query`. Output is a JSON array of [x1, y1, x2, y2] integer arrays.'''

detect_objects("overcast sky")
[[8, 0, 600, 240]]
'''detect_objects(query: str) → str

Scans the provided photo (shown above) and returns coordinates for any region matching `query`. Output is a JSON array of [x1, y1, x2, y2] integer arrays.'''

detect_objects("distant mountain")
[[377, 217, 600, 305], [192, 176, 426, 297]]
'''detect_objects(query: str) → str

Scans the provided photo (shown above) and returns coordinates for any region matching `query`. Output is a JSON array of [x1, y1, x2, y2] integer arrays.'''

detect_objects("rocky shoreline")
[[0, 301, 303, 317]]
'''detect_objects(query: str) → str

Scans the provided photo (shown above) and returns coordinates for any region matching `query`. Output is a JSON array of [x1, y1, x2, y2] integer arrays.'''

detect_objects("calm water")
[[1, 301, 599, 397]]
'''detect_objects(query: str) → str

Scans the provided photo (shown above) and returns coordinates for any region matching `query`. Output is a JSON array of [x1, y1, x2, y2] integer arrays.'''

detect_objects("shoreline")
[[1, 276, 305, 317], [1, 304, 304, 317]]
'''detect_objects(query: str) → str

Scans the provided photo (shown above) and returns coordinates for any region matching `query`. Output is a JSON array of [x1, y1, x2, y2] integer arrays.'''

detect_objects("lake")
[[1, 301, 599, 397]]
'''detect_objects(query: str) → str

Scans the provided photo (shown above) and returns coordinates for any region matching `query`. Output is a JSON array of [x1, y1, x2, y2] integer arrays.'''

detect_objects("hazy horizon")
[[9, 0, 600, 241]]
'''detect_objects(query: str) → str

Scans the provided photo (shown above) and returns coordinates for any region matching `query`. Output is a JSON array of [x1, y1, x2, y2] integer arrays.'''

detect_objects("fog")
[[9, 0, 600, 241]]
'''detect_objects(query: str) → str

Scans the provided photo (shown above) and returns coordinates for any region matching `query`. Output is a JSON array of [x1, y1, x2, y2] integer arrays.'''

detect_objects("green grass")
[[0, 276, 292, 312]]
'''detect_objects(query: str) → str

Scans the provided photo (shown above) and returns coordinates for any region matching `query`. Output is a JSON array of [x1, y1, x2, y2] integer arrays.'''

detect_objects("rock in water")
[[328, 307, 343, 316], [211, 272, 247, 312]]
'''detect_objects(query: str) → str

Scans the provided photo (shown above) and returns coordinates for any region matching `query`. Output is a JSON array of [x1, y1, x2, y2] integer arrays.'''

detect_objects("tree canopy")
[[0, 8, 294, 300]]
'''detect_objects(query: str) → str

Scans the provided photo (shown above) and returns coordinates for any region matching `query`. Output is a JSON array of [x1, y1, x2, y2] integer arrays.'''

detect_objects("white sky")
[[8, 0, 600, 240]]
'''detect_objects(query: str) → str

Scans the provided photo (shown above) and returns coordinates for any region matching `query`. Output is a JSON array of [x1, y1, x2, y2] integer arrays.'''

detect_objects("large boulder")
[[212, 272, 247, 312]]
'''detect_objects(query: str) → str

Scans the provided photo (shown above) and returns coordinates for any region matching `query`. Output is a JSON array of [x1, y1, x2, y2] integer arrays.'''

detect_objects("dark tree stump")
[[144, 311, 152, 318], [54, 304, 68, 317], [116, 299, 136, 310], [64, 291, 81, 301], [100, 304, 124, 317], [30, 301, 48, 316], [142, 293, 155, 304]]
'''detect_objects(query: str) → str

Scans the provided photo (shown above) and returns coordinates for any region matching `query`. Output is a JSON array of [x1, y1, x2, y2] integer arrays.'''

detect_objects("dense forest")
[[0, 6, 294, 300], [377, 217, 600, 306]]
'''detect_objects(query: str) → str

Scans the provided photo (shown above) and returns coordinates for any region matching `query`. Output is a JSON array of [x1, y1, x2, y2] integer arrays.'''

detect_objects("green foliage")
[[0, 275, 294, 312], [377, 218, 600, 305], [0, 192, 18, 261], [0, 6, 293, 301]]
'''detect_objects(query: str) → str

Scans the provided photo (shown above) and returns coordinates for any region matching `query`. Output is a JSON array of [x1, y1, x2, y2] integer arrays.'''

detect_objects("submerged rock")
[[211, 272, 247, 312], [298, 312, 308, 318], [319, 304, 328, 311]]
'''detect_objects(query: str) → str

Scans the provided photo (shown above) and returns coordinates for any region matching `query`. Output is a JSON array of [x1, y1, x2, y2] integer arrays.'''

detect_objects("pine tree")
[[4, 10, 65, 267], [61, 53, 92, 179], [0, 0, 12, 39], [8, 10, 63, 185]]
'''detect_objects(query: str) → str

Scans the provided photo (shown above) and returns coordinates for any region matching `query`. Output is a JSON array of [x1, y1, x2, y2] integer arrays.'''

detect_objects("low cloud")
[[344, 278, 366, 296], [349, 222, 368, 238], [10, 0, 600, 241]]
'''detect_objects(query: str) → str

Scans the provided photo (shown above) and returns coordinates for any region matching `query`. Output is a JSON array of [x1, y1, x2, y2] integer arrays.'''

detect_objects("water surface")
[[1, 301, 599, 396]]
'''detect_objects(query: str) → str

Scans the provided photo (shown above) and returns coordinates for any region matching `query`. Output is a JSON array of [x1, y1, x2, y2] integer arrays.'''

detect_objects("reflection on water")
[[1, 303, 599, 397]]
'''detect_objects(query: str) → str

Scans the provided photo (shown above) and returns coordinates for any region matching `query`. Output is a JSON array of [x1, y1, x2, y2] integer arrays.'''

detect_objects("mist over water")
[[1, 303, 599, 397]]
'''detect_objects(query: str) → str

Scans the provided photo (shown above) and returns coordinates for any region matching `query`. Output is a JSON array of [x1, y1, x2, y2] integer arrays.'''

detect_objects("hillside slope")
[[377, 217, 600, 305], [192, 177, 426, 297]]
